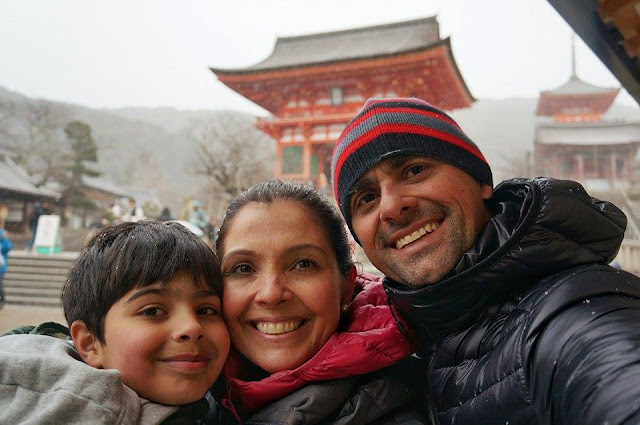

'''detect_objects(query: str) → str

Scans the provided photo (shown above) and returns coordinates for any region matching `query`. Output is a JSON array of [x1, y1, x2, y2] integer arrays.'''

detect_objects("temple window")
[[330, 87, 344, 106]]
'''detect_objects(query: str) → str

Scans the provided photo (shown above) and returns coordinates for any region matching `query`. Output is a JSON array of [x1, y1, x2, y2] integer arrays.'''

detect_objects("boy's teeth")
[[255, 320, 302, 335], [395, 221, 441, 249]]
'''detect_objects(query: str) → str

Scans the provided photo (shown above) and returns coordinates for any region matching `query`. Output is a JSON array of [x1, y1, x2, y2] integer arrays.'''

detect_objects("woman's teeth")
[[255, 320, 303, 335], [395, 221, 441, 249]]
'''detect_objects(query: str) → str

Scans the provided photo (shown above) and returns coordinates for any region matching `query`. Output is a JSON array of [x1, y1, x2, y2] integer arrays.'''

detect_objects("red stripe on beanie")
[[333, 123, 488, 196]]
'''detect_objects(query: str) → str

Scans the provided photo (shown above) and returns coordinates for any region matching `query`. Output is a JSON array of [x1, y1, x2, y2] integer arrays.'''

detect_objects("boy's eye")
[[140, 306, 166, 317], [197, 306, 219, 316]]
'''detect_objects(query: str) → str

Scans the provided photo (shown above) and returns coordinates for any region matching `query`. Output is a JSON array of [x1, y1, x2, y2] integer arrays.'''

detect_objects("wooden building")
[[211, 17, 474, 183], [534, 42, 640, 190]]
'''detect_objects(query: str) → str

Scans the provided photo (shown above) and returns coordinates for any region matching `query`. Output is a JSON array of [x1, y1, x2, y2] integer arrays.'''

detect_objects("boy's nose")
[[173, 314, 204, 341]]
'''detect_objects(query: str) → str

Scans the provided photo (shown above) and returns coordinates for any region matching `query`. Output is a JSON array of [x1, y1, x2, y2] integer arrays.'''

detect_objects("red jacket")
[[222, 272, 413, 419]]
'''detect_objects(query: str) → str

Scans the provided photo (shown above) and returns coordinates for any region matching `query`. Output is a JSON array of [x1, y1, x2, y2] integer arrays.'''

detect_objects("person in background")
[[331, 97, 640, 424], [189, 200, 209, 233], [0, 228, 12, 308], [121, 198, 145, 222], [26, 201, 51, 251], [157, 206, 174, 222]]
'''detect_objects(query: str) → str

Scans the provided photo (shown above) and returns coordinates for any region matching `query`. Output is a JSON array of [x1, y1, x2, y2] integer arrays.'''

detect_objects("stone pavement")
[[0, 304, 65, 334]]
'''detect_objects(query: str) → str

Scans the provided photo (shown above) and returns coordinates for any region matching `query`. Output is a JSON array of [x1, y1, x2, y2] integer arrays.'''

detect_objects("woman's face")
[[220, 199, 346, 373]]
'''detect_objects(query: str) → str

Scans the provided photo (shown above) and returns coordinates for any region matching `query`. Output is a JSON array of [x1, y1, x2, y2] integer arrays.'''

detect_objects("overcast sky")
[[1, 0, 637, 114]]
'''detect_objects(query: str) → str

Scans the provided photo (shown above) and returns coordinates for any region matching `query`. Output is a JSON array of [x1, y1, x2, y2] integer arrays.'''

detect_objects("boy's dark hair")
[[62, 220, 222, 342], [216, 179, 354, 278]]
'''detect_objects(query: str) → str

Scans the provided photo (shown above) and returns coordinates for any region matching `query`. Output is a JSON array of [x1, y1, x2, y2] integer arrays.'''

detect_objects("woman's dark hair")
[[216, 179, 353, 278], [62, 220, 222, 342]]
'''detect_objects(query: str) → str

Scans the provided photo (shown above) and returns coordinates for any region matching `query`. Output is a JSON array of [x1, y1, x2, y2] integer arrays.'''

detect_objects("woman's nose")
[[254, 274, 291, 306]]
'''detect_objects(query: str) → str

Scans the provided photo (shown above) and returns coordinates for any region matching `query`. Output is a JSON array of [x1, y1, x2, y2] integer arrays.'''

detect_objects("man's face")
[[349, 155, 492, 287]]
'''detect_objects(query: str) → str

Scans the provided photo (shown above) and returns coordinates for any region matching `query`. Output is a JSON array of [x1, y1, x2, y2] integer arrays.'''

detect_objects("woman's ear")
[[70, 320, 104, 369], [341, 265, 357, 305]]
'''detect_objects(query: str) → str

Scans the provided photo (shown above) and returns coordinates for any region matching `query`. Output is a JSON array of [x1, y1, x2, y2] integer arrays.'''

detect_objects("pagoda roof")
[[544, 75, 619, 96], [536, 121, 640, 145], [536, 75, 620, 116], [211, 17, 441, 74]]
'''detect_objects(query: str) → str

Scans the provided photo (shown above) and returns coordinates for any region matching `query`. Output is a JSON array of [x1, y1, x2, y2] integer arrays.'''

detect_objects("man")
[[331, 97, 640, 424]]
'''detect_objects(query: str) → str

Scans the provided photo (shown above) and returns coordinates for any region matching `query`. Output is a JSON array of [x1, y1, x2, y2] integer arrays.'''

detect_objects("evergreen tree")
[[60, 121, 100, 225]]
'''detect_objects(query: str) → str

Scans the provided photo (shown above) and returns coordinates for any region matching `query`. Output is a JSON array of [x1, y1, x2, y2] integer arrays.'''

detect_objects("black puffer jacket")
[[384, 178, 640, 425]]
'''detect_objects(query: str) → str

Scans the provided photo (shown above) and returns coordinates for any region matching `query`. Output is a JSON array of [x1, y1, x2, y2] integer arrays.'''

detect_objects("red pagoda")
[[211, 17, 474, 183], [534, 38, 640, 190]]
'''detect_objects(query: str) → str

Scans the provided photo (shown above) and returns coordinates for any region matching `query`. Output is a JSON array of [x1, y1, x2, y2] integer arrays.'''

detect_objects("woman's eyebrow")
[[284, 244, 327, 256]]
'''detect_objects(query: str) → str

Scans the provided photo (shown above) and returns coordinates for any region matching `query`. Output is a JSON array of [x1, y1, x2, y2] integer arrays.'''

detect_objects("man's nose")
[[379, 184, 418, 222]]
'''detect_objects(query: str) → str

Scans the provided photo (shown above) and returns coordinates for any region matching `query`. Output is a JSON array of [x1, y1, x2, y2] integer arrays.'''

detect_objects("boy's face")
[[90, 272, 229, 406]]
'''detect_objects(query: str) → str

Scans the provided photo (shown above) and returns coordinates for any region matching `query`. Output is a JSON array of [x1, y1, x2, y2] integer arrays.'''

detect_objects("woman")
[[213, 180, 427, 424]]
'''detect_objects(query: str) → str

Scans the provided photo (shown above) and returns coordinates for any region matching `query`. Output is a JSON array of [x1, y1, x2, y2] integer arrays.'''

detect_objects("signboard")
[[33, 214, 62, 254]]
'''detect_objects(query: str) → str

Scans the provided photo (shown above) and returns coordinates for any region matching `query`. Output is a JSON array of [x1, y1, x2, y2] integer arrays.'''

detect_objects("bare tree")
[[0, 98, 70, 185], [189, 112, 274, 197]]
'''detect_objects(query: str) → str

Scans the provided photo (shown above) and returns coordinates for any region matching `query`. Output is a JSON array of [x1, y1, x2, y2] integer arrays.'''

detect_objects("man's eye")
[[407, 164, 425, 177], [141, 307, 165, 317], [354, 192, 377, 207]]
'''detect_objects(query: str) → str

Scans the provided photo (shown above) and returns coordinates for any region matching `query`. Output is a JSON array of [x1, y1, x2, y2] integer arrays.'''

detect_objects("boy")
[[0, 221, 230, 424]]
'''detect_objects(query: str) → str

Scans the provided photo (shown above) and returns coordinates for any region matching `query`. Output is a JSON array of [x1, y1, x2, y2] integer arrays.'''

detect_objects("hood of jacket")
[[222, 274, 413, 418], [384, 177, 627, 343]]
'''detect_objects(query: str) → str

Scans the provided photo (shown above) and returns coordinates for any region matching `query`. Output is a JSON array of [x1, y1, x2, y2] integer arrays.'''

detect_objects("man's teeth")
[[255, 320, 303, 335], [395, 221, 441, 249]]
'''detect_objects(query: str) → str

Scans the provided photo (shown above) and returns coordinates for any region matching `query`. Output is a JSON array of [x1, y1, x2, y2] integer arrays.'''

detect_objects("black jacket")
[[213, 357, 428, 425], [384, 178, 640, 425]]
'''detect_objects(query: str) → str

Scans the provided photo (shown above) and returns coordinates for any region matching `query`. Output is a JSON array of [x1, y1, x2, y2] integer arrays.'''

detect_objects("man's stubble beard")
[[378, 205, 467, 287]]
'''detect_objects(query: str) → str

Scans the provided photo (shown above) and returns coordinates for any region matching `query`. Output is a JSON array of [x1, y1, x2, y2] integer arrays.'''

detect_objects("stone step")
[[4, 295, 62, 308], [6, 266, 69, 276], [5, 286, 61, 298], [4, 273, 67, 283], [7, 259, 76, 269], [4, 281, 64, 290]]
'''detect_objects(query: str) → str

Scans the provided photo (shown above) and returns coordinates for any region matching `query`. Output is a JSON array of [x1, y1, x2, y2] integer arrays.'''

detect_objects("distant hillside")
[[2, 85, 639, 209]]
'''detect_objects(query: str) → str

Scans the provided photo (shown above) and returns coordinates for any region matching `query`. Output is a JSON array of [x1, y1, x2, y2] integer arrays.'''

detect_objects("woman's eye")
[[231, 263, 254, 274], [197, 306, 219, 316], [293, 259, 317, 270], [140, 307, 165, 317]]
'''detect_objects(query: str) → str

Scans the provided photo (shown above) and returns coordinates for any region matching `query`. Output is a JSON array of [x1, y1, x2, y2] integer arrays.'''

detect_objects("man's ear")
[[341, 266, 357, 305], [70, 320, 104, 369], [481, 184, 493, 200]]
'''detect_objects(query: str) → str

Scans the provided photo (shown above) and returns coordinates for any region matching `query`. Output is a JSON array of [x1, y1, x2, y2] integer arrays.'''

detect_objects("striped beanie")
[[331, 97, 492, 235]]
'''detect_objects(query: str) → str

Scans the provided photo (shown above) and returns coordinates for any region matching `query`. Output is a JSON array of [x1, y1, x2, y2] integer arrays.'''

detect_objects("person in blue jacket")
[[0, 228, 13, 308]]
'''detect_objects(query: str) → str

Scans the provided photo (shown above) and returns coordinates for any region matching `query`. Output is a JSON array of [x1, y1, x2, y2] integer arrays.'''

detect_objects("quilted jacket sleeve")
[[527, 267, 640, 425]]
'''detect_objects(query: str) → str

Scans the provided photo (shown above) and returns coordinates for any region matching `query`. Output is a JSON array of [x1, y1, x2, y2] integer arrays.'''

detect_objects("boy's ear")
[[70, 320, 104, 369]]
